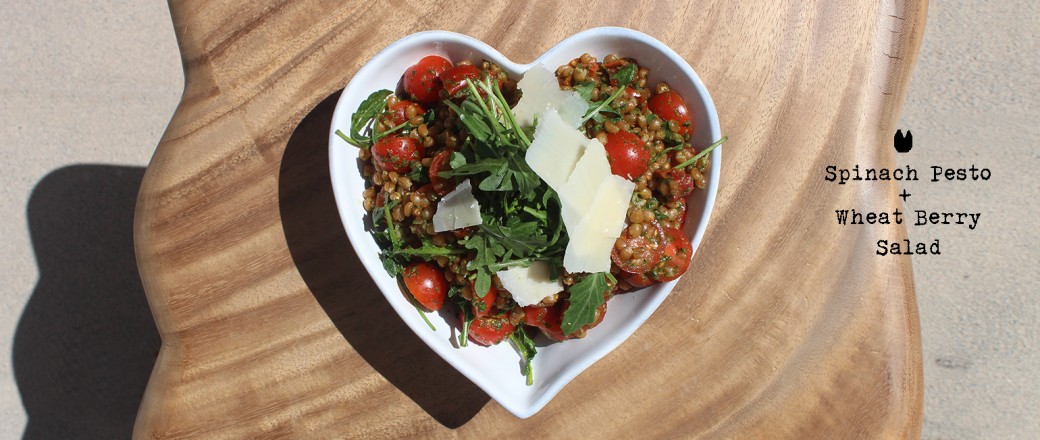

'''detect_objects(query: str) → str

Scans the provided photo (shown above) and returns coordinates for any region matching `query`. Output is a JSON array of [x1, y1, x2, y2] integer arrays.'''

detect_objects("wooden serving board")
[[134, 1, 926, 437]]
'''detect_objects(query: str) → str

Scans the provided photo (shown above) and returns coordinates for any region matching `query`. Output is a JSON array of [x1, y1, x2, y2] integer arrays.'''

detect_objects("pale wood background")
[[134, 0, 927, 437]]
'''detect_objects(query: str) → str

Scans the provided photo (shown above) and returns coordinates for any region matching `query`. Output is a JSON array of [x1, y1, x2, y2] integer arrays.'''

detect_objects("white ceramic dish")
[[328, 27, 720, 419]]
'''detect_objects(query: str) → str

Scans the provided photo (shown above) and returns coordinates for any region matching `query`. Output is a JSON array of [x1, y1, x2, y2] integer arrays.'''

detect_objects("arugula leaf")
[[573, 81, 596, 102], [449, 151, 468, 169], [613, 63, 637, 86], [374, 120, 411, 143], [463, 232, 502, 298], [338, 89, 393, 147], [383, 200, 401, 250], [581, 86, 627, 125], [561, 272, 614, 335], [478, 161, 512, 191], [448, 100, 495, 143], [457, 301, 475, 347], [352, 90, 393, 135], [380, 253, 403, 277], [510, 327, 537, 386], [389, 239, 467, 259], [401, 281, 436, 331], [476, 220, 545, 260], [442, 158, 506, 178], [674, 136, 728, 170], [652, 144, 684, 162]]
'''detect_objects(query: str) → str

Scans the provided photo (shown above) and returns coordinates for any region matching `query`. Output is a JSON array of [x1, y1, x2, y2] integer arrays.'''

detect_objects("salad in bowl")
[[329, 28, 721, 418]]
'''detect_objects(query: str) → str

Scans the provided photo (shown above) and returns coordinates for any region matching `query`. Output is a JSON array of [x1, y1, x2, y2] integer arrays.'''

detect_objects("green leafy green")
[[462, 231, 503, 297], [380, 253, 403, 278], [457, 301, 475, 347], [674, 136, 728, 170], [510, 327, 538, 386], [612, 63, 637, 86], [355, 73, 581, 385], [581, 85, 626, 125], [574, 81, 596, 101], [336, 89, 393, 147], [561, 272, 615, 335], [389, 239, 467, 259], [578, 63, 639, 125], [402, 281, 436, 331]]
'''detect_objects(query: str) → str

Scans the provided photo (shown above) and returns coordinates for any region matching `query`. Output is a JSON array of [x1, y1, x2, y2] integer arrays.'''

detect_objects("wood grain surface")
[[134, 0, 927, 437]]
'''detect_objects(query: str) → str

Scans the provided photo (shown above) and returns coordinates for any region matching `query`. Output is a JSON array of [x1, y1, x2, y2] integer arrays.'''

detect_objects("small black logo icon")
[[894, 129, 913, 153]]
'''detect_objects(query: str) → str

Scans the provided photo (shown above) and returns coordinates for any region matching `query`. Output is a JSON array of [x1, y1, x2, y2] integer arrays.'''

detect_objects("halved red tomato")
[[604, 131, 651, 180], [648, 90, 693, 136], [466, 314, 514, 346], [661, 168, 695, 201], [439, 65, 481, 96], [404, 55, 452, 104], [429, 149, 456, 196], [402, 262, 448, 311], [626, 87, 647, 105], [372, 136, 423, 173], [386, 100, 423, 126], [648, 227, 693, 282], [523, 304, 566, 341], [611, 219, 665, 274], [623, 272, 656, 288], [471, 281, 498, 318]]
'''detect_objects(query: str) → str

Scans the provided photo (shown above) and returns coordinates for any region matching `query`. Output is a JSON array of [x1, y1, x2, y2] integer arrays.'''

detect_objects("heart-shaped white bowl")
[[329, 27, 720, 419]]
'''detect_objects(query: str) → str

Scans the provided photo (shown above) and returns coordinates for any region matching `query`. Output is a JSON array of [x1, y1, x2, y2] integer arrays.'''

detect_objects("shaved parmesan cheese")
[[554, 92, 591, 128], [432, 179, 482, 232], [563, 215, 618, 274], [585, 174, 636, 238], [558, 138, 612, 228], [497, 262, 563, 307], [562, 175, 635, 273], [524, 109, 589, 189], [513, 64, 588, 128], [516, 77, 637, 274]]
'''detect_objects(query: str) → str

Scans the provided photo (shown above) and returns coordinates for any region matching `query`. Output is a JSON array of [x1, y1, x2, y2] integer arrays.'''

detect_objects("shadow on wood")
[[278, 91, 489, 428], [14, 165, 159, 439]]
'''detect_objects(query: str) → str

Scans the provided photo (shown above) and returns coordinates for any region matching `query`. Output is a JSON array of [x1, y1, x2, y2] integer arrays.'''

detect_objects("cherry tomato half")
[[387, 100, 423, 127], [439, 64, 481, 96], [523, 304, 567, 341], [604, 131, 651, 180], [466, 314, 514, 346], [623, 272, 656, 289], [429, 149, 457, 196], [404, 55, 452, 105], [648, 91, 693, 136], [524, 300, 608, 341], [372, 136, 423, 173], [402, 262, 448, 311], [626, 87, 647, 105], [661, 168, 695, 201], [649, 227, 694, 282], [611, 219, 665, 274], [471, 281, 498, 318]]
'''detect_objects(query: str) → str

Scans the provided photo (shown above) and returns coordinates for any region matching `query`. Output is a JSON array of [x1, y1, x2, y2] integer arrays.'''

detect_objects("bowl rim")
[[327, 27, 721, 419]]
